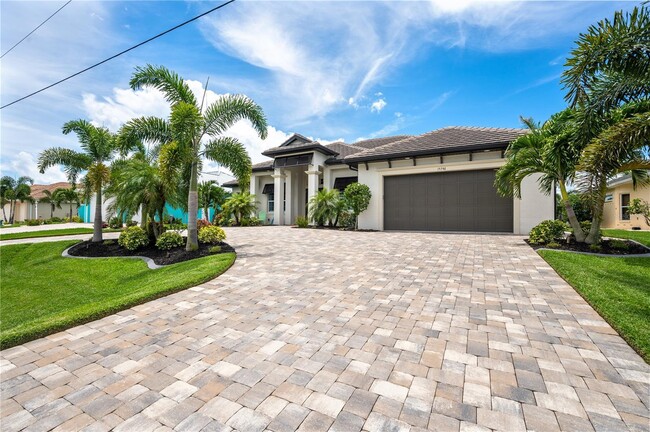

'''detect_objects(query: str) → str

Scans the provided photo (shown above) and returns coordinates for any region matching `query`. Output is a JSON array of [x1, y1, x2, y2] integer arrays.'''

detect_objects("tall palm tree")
[[52, 187, 81, 221], [0, 176, 33, 223], [125, 65, 268, 250], [495, 112, 589, 242], [40, 189, 63, 219], [562, 5, 650, 243], [39, 120, 119, 241], [198, 180, 227, 222]]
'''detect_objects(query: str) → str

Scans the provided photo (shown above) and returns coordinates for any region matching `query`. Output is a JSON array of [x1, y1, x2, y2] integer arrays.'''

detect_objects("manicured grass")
[[602, 229, 650, 247], [0, 228, 121, 241], [0, 240, 235, 348], [539, 250, 650, 362]]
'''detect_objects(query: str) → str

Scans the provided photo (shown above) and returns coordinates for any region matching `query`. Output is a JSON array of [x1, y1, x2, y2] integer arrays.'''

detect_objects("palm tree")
[[308, 188, 344, 227], [125, 64, 268, 250], [562, 5, 650, 244], [222, 192, 257, 225], [495, 112, 589, 242], [0, 176, 34, 223], [106, 149, 179, 239], [40, 189, 63, 219], [198, 180, 227, 222], [38, 120, 119, 241], [52, 187, 81, 221]]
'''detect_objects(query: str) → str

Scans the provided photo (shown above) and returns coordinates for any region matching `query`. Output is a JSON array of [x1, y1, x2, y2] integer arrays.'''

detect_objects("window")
[[621, 193, 631, 220], [268, 193, 274, 212]]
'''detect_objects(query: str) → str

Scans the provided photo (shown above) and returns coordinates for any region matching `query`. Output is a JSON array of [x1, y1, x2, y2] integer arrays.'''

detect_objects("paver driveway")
[[1, 227, 648, 432]]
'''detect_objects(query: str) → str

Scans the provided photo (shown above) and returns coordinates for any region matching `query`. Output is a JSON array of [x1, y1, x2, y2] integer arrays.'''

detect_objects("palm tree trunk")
[[93, 187, 103, 242], [204, 206, 210, 222], [9, 200, 14, 224], [50, 205, 54, 219], [586, 175, 607, 245], [2, 204, 7, 223], [559, 181, 585, 243], [70, 203, 73, 221], [186, 160, 199, 251]]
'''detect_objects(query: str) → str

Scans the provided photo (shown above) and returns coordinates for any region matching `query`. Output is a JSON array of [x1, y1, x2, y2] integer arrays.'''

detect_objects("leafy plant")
[[52, 187, 82, 222], [156, 231, 184, 250], [118, 226, 149, 251], [108, 217, 123, 229], [103, 240, 115, 246], [197, 219, 211, 231], [629, 198, 650, 226], [126, 220, 138, 227], [198, 181, 227, 223], [529, 220, 569, 245], [295, 216, 309, 228], [343, 183, 371, 230], [222, 192, 257, 225], [240, 217, 261, 226], [0, 176, 33, 224], [546, 242, 561, 248], [209, 245, 222, 254], [609, 239, 629, 250], [70, 216, 83, 223], [40, 189, 63, 220], [198, 225, 226, 244], [25, 219, 42, 226], [309, 188, 344, 227]]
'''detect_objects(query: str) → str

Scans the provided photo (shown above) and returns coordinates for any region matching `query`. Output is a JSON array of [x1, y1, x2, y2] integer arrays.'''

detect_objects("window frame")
[[620, 193, 631, 221], [268, 192, 275, 213]]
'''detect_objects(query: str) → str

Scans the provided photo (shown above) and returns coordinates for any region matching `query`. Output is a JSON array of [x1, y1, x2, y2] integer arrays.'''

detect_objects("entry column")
[[305, 164, 321, 222], [272, 168, 285, 225]]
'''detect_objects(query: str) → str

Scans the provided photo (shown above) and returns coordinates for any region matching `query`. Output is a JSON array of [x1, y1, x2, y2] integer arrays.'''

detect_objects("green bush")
[[50, 217, 64, 223], [103, 240, 115, 246], [198, 226, 226, 244], [589, 244, 602, 252], [209, 245, 222, 254], [240, 217, 261, 227], [546, 241, 561, 249], [338, 211, 355, 229], [126, 220, 138, 227], [609, 239, 629, 251], [295, 216, 309, 228], [118, 226, 149, 251], [197, 219, 211, 231], [155, 231, 183, 250], [25, 219, 42, 226], [108, 217, 123, 229], [70, 216, 83, 223], [343, 183, 372, 229], [529, 220, 568, 245]]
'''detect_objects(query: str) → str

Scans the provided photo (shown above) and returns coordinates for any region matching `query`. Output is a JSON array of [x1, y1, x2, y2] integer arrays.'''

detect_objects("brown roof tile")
[[30, 182, 74, 200]]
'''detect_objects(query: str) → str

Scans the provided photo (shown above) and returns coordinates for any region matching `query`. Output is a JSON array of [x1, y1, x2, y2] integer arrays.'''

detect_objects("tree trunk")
[[186, 159, 199, 251], [586, 175, 607, 245], [9, 200, 14, 224], [2, 204, 7, 223], [559, 181, 585, 243], [50, 205, 54, 219], [93, 187, 103, 242], [204, 206, 210, 222]]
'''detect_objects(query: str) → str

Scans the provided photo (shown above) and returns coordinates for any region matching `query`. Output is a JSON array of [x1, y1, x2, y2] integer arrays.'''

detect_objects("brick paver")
[[1, 227, 648, 431]]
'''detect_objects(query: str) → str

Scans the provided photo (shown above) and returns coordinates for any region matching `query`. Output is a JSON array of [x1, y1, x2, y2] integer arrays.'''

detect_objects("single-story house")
[[2, 182, 77, 222], [223, 127, 554, 234], [602, 175, 650, 230]]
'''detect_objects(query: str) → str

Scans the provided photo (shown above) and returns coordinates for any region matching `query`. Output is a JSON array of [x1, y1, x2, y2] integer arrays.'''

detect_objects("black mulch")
[[68, 239, 235, 266], [526, 239, 649, 255], [293, 226, 378, 232]]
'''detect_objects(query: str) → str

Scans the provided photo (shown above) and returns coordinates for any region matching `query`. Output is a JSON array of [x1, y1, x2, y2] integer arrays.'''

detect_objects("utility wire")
[[1, 0, 236, 110], [1, 0, 72, 59]]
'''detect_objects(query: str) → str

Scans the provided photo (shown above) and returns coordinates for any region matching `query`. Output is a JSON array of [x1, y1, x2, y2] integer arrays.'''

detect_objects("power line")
[[1, 0, 72, 59], [1, 0, 236, 110]]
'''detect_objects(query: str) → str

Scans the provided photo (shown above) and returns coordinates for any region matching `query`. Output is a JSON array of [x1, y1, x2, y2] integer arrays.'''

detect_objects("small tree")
[[40, 190, 63, 219], [0, 176, 34, 223], [629, 198, 650, 226], [53, 187, 81, 221], [343, 183, 371, 230], [309, 188, 343, 227], [222, 192, 257, 225]]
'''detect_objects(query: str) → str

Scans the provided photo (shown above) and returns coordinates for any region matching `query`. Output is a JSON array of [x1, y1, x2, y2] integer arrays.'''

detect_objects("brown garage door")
[[384, 170, 513, 232]]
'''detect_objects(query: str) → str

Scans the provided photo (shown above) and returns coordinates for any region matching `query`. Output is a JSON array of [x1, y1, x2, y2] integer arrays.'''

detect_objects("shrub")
[[343, 183, 372, 229], [528, 220, 568, 245], [103, 240, 115, 246], [70, 216, 83, 223], [108, 217, 123, 229], [198, 225, 226, 244], [222, 192, 257, 225], [209, 245, 222, 254], [589, 244, 602, 252], [126, 220, 138, 227], [156, 231, 184, 250], [546, 241, 561, 249], [118, 226, 149, 251], [609, 239, 629, 251], [215, 214, 232, 226], [25, 219, 42, 226], [50, 216, 63, 223], [295, 216, 309, 228], [338, 211, 355, 229], [240, 217, 261, 227], [309, 189, 344, 227], [197, 219, 211, 231]]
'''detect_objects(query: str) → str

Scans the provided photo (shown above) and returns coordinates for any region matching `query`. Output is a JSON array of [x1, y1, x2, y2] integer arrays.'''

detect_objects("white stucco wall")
[[356, 153, 554, 234]]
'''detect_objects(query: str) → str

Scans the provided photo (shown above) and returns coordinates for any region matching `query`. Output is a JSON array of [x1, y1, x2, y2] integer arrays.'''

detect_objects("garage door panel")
[[384, 170, 513, 232]]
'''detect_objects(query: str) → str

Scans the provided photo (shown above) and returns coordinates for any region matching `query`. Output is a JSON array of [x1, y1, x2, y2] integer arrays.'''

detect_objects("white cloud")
[[0, 152, 68, 185], [370, 98, 387, 113]]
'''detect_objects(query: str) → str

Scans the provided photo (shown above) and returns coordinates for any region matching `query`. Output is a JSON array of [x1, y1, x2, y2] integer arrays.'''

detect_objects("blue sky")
[[0, 0, 631, 184]]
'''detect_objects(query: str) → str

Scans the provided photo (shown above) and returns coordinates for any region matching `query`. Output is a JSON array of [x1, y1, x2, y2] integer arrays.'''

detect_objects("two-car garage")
[[383, 169, 514, 232]]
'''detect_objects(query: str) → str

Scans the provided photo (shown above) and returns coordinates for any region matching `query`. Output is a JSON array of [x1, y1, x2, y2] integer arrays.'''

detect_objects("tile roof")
[[344, 126, 527, 163], [323, 142, 366, 164], [30, 182, 74, 200], [262, 134, 338, 157], [352, 135, 412, 149], [222, 161, 275, 187]]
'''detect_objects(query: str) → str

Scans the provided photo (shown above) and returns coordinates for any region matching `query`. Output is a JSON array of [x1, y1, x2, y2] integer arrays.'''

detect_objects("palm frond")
[[203, 137, 253, 190], [38, 148, 92, 183], [130, 64, 197, 107], [203, 94, 268, 139]]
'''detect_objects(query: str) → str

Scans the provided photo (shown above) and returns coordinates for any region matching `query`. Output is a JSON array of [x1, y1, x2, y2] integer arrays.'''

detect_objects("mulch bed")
[[293, 226, 378, 232], [68, 239, 235, 265], [526, 239, 649, 255]]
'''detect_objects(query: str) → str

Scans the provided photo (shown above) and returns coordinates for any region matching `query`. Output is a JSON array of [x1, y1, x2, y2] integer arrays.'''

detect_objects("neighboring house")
[[602, 175, 650, 230], [2, 182, 77, 222], [223, 127, 554, 234]]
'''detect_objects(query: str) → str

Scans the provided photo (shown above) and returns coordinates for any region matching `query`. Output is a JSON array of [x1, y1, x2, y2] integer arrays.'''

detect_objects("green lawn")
[[0, 228, 122, 241], [0, 241, 235, 348], [602, 229, 650, 247], [539, 250, 650, 362]]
